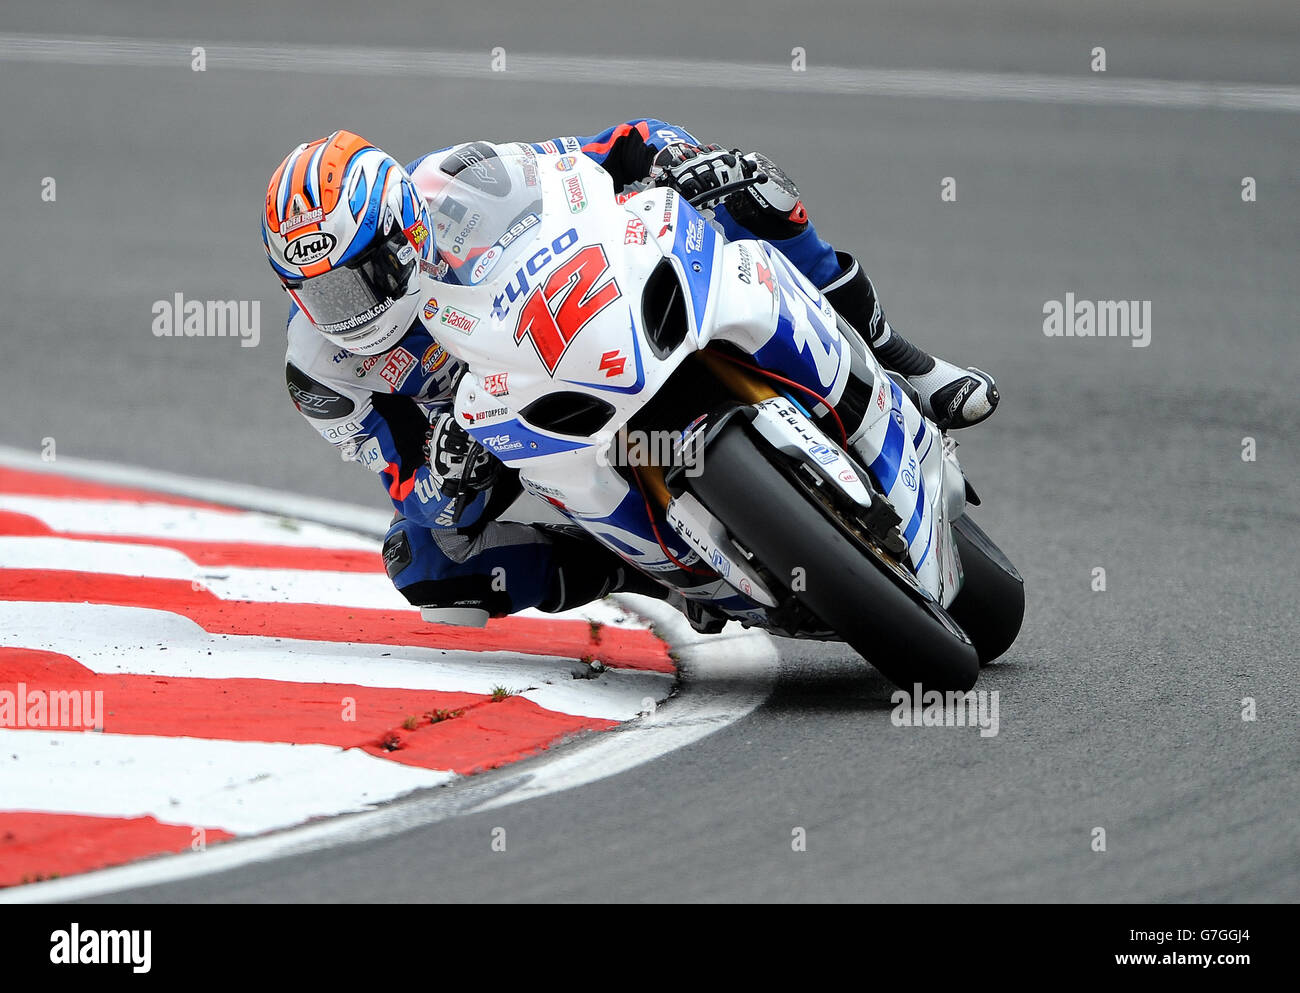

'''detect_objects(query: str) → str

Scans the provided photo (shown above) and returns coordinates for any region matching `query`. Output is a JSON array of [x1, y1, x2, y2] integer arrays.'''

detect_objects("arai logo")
[[285, 231, 336, 266]]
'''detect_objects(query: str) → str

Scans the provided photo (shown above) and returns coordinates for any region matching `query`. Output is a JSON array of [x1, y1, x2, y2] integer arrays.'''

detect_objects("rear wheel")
[[947, 515, 1025, 665], [689, 419, 980, 691]]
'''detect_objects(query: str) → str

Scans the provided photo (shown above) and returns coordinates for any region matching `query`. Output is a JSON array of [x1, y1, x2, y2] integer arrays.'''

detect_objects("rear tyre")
[[947, 515, 1025, 665], [690, 420, 980, 691]]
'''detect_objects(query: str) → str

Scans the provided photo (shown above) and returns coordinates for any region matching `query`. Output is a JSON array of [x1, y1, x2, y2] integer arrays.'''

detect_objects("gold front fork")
[[694, 350, 780, 405], [628, 350, 779, 512]]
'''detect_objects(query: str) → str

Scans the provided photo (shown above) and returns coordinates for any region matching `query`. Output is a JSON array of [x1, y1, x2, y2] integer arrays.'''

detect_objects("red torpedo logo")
[[599, 349, 627, 378]]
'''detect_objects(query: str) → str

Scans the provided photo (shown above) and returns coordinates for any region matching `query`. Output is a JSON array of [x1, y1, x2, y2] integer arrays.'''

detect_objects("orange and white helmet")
[[262, 130, 434, 355]]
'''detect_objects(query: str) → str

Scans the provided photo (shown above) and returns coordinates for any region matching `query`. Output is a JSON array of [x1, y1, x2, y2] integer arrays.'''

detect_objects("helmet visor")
[[287, 227, 417, 340]]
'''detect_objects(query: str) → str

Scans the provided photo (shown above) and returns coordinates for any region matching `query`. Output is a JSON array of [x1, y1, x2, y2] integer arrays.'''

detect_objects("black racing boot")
[[821, 252, 999, 429], [536, 532, 670, 614]]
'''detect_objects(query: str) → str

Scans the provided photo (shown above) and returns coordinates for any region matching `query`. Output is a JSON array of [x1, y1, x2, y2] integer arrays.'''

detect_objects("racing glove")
[[650, 142, 747, 201], [423, 412, 501, 501], [652, 144, 809, 239]]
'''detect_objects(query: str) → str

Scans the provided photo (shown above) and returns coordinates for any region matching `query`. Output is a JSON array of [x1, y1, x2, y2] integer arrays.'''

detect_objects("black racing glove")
[[651, 143, 809, 239], [423, 412, 500, 501], [649, 142, 746, 202]]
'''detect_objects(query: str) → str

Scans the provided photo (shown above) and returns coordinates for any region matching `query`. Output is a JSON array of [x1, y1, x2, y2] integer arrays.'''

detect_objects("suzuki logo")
[[599, 349, 626, 378]]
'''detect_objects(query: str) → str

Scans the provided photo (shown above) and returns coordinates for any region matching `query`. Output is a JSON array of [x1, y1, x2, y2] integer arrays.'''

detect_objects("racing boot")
[[540, 533, 726, 633], [821, 252, 999, 430], [661, 590, 729, 634], [536, 532, 670, 613]]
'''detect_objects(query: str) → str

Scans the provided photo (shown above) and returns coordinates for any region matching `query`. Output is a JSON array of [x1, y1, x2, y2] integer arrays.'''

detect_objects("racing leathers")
[[283, 119, 997, 619]]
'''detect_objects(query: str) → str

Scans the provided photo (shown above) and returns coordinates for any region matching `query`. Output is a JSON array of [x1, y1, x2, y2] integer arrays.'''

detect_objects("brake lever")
[[685, 171, 768, 210]]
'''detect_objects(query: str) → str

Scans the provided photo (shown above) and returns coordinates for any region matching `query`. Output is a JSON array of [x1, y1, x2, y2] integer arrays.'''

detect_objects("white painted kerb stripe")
[[0, 33, 1297, 112], [0, 496, 377, 549], [0, 729, 450, 834], [0, 601, 672, 722]]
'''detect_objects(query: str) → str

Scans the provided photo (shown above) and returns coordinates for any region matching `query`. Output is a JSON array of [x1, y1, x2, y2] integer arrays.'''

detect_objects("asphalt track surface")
[[1, 1, 1297, 901]]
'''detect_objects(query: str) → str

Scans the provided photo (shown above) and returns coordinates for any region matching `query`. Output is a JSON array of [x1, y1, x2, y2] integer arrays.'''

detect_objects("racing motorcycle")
[[422, 144, 1024, 691]]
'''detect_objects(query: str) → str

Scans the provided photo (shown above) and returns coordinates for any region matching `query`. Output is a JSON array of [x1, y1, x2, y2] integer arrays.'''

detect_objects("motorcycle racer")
[[262, 122, 999, 622]]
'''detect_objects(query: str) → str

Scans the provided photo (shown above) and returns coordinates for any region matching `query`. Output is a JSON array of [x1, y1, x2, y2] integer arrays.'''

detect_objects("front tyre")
[[947, 515, 1025, 665], [690, 420, 980, 691]]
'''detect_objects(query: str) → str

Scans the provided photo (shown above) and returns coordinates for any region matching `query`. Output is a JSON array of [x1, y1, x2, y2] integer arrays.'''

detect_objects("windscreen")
[[422, 141, 546, 287]]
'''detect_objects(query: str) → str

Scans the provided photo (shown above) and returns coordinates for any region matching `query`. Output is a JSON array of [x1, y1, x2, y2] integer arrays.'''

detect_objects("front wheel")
[[947, 515, 1025, 665], [689, 420, 980, 691]]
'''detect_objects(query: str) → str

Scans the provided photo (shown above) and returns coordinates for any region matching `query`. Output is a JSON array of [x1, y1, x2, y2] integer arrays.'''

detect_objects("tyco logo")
[[491, 228, 579, 320]]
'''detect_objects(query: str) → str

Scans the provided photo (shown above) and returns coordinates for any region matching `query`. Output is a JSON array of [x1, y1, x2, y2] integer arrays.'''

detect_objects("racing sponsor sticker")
[[322, 420, 364, 440], [484, 372, 509, 397], [421, 342, 449, 373], [355, 353, 383, 378], [282, 207, 323, 235], [659, 191, 676, 237], [284, 231, 336, 266], [516, 144, 540, 187], [353, 437, 385, 472], [900, 456, 918, 491], [379, 347, 417, 390], [624, 219, 647, 244], [439, 306, 480, 335], [464, 406, 508, 423], [471, 246, 503, 283], [423, 297, 440, 320], [554, 155, 577, 171], [565, 174, 587, 213], [497, 213, 540, 250], [736, 243, 754, 283], [405, 220, 429, 248], [485, 433, 525, 454], [286, 365, 354, 420], [450, 211, 481, 256], [685, 218, 705, 253]]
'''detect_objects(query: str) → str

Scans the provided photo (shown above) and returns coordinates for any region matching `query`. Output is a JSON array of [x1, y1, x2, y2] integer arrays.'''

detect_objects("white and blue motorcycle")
[[422, 144, 1024, 691]]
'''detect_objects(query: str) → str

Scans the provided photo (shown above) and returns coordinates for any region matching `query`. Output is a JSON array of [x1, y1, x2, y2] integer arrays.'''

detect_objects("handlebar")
[[685, 171, 769, 210]]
